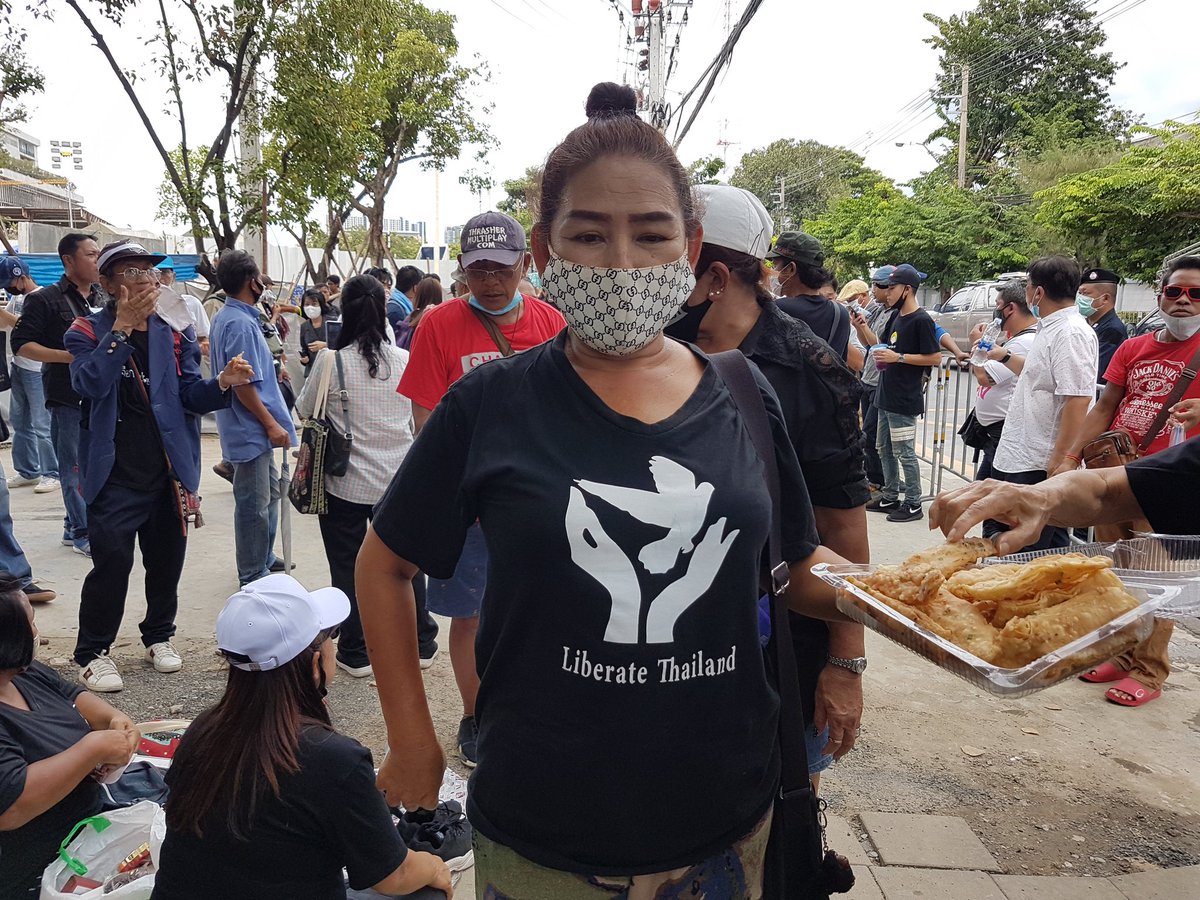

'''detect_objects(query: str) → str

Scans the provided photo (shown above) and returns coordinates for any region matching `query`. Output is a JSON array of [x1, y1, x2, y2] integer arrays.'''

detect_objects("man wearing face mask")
[[210, 251, 298, 588], [990, 256, 1098, 551], [397, 210, 565, 767], [766, 232, 853, 363], [1076, 267, 1128, 388]]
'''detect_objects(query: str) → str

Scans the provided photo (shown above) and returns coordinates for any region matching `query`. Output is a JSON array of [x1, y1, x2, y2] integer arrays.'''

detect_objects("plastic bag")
[[40, 800, 164, 899]]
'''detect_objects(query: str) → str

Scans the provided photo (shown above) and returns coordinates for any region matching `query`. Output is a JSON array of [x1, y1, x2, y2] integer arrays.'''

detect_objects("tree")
[[265, 0, 489, 276], [924, 0, 1130, 182], [496, 165, 541, 234], [730, 139, 872, 230], [687, 156, 724, 185], [1035, 124, 1200, 282], [66, 0, 284, 276], [0, 3, 46, 127], [459, 167, 495, 214]]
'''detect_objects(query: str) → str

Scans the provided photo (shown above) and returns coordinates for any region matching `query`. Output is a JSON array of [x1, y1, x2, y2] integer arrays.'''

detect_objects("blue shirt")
[[387, 289, 412, 330], [209, 298, 297, 463]]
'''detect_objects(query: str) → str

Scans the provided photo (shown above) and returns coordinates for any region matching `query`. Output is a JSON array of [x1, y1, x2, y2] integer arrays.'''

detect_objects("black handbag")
[[710, 350, 855, 900], [0, 332, 11, 393], [957, 409, 992, 450], [289, 350, 351, 514]]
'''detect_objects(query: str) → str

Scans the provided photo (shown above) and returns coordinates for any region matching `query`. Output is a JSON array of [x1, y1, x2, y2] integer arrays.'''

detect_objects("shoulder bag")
[[468, 305, 515, 357], [709, 350, 855, 900], [1082, 342, 1200, 469], [289, 349, 350, 515]]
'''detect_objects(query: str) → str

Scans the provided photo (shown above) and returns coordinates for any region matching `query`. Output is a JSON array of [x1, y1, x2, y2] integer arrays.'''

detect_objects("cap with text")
[[97, 240, 167, 276], [216, 574, 349, 672], [0, 256, 27, 288], [459, 210, 527, 269], [696, 184, 775, 259]]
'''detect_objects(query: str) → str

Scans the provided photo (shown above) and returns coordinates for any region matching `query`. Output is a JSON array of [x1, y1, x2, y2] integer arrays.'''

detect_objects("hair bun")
[[585, 82, 638, 119]]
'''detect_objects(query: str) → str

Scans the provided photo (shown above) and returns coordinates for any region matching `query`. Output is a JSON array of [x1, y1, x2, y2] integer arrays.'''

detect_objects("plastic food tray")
[[812, 563, 1181, 697], [982, 536, 1200, 619]]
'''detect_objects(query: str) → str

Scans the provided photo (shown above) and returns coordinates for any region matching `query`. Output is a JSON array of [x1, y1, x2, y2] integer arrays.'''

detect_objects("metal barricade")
[[914, 354, 979, 500]]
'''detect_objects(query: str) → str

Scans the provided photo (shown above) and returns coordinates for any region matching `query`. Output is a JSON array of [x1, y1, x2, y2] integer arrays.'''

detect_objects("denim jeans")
[[0, 459, 34, 587], [9, 367, 58, 480], [231, 449, 280, 586], [876, 410, 922, 506], [860, 385, 884, 486], [50, 405, 88, 543]]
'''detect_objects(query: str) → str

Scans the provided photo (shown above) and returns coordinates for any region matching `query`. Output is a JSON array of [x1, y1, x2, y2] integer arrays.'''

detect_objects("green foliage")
[[1035, 124, 1200, 282], [924, 0, 1130, 182], [265, 0, 490, 270], [687, 156, 725, 185], [806, 170, 1038, 291], [730, 139, 872, 230], [0, 148, 55, 181], [497, 165, 540, 233], [0, 1, 48, 127]]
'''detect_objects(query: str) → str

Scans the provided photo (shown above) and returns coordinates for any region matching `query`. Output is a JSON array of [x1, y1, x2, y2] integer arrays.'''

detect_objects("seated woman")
[[0, 574, 140, 896], [151, 574, 451, 900]]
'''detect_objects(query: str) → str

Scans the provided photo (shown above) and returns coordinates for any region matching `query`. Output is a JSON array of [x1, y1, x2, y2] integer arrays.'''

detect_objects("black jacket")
[[11, 277, 98, 408], [1093, 309, 1129, 385]]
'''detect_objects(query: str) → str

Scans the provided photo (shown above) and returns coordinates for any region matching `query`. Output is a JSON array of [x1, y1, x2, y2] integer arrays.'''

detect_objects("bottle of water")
[[970, 318, 1005, 367]]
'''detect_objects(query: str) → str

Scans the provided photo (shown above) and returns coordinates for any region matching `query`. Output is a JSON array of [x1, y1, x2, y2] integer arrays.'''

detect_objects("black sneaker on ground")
[[887, 504, 924, 523], [395, 800, 474, 872], [866, 497, 900, 513], [212, 460, 234, 483], [268, 558, 297, 573], [457, 715, 478, 768]]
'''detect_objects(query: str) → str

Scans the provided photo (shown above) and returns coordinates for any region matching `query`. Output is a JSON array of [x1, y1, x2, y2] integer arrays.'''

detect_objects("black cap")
[[1080, 267, 1120, 286], [765, 231, 824, 268]]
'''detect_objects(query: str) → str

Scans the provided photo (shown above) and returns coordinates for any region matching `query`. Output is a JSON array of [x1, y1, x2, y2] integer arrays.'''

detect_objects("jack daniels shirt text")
[[372, 332, 819, 876]]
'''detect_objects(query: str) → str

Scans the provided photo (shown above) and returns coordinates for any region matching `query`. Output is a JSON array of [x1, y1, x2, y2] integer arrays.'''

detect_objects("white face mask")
[[304, 306, 321, 320], [1161, 312, 1200, 341], [543, 247, 696, 357]]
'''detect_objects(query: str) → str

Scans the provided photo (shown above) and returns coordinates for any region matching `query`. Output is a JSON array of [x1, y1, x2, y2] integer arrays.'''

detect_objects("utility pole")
[[772, 176, 789, 229], [957, 63, 970, 190], [646, 1, 667, 131]]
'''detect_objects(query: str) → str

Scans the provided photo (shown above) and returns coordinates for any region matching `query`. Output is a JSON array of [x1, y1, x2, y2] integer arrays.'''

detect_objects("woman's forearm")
[[786, 545, 853, 622], [0, 741, 100, 830]]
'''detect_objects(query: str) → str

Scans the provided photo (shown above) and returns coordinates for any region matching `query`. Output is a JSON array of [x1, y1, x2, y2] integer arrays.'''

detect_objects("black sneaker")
[[396, 800, 474, 872], [887, 504, 924, 523], [866, 497, 900, 513], [457, 715, 478, 768]]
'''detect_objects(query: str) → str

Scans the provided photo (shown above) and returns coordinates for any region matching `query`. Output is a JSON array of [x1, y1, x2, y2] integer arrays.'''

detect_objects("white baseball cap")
[[216, 574, 349, 671], [696, 184, 775, 260]]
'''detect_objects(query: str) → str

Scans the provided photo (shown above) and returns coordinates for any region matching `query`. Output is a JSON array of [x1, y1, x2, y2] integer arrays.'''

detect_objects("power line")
[[483, 0, 535, 29]]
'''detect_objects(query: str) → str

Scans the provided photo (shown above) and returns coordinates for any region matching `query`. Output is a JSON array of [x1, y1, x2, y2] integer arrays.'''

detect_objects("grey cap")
[[460, 211, 526, 268]]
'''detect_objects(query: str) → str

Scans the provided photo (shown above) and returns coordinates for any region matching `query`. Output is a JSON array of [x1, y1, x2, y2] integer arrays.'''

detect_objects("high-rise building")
[[345, 215, 426, 240], [0, 127, 39, 165], [444, 225, 464, 245]]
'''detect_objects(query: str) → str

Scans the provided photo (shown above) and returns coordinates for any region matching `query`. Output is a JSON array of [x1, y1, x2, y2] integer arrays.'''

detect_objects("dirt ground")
[[15, 436, 1200, 879]]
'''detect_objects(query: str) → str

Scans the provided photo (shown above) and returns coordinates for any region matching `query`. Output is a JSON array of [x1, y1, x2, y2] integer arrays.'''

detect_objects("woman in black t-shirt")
[[0, 576, 139, 897], [152, 575, 450, 900], [299, 289, 337, 376], [356, 83, 852, 897]]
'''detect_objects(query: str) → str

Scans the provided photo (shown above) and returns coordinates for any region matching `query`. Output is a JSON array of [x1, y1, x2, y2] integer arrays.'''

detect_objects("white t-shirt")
[[972, 327, 1038, 426], [993, 307, 1098, 474], [183, 295, 210, 338], [4, 296, 41, 372]]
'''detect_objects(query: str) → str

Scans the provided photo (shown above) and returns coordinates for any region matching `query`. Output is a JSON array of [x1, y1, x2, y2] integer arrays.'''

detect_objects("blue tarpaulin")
[[1, 253, 202, 286]]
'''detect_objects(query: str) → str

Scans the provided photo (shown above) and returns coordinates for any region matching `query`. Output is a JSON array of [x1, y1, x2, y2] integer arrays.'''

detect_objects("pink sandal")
[[1080, 661, 1130, 684], [1105, 677, 1161, 708]]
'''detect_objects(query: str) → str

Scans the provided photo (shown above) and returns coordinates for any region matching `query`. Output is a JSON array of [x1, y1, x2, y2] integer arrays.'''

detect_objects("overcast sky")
[[18, 0, 1200, 246]]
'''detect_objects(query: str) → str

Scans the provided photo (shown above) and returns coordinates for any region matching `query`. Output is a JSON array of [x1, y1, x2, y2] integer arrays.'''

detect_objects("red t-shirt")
[[1104, 330, 1200, 456], [398, 295, 566, 410]]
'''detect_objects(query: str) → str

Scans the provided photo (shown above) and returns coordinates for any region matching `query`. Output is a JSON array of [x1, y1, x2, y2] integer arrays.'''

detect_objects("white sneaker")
[[145, 641, 183, 673], [79, 655, 124, 692], [336, 658, 373, 678], [34, 476, 60, 494], [6, 474, 38, 488], [420, 647, 439, 670]]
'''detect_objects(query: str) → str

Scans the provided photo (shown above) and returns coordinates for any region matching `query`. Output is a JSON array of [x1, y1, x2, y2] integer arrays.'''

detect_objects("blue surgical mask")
[[468, 290, 522, 317], [1031, 304, 1040, 319], [1075, 292, 1095, 317]]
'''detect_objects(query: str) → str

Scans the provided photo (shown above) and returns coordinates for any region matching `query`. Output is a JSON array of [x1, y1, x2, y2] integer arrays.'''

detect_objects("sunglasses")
[[1162, 285, 1200, 301]]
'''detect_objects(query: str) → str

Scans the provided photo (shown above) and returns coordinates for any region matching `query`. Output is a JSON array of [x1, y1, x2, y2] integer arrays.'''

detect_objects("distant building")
[[345, 215, 426, 240], [0, 127, 39, 164], [444, 224, 464, 245]]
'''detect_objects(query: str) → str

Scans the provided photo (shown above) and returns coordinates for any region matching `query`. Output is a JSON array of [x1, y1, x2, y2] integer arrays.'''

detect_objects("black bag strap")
[[467, 304, 515, 357], [708, 350, 812, 798], [1137, 341, 1200, 452], [333, 350, 353, 442]]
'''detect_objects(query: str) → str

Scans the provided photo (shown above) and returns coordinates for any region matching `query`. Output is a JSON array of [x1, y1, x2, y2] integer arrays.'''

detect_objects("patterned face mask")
[[543, 247, 696, 357]]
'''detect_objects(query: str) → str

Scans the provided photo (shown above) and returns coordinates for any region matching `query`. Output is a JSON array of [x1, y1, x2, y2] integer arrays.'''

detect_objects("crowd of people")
[[0, 79, 1197, 898]]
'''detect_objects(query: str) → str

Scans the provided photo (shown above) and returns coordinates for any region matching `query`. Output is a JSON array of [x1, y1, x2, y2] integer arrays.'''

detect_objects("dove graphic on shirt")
[[567, 457, 737, 644], [575, 456, 715, 575]]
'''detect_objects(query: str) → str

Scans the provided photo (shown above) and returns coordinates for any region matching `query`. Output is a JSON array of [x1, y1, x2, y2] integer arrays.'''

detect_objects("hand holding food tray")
[[813, 539, 1181, 696]]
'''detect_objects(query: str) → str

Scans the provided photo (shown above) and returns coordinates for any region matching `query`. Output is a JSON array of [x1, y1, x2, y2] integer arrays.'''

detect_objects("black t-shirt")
[[152, 728, 406, 900], [1126, 436, 1200, 533], [776, 294, 851, 360], [876, 307, 939, 416], [372, 332, 818, 875], [107, 330, 169, 491], [1093, 310, 1129, 384], [0, 662, 103, 898]]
